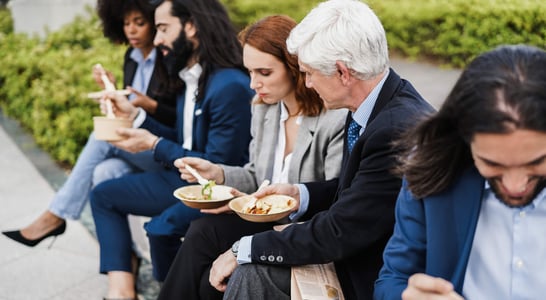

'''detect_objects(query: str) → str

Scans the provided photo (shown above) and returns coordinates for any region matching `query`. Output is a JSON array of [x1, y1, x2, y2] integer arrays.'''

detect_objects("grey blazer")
[[222, 102, 346, 194]]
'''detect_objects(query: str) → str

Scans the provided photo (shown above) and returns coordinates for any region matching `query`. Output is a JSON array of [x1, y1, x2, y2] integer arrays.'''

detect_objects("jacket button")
[[260, 255, 267, 261], [268, 255, 275, 262], [276, 256, 283, 263]]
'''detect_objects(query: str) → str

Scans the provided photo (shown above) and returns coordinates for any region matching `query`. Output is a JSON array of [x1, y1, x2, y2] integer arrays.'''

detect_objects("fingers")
[[127, 86, 143, 96], [201, 203, 233, 214], [110, 129, 154, 153], [408, 274, 454, 293], [273, 223, 292, 232], [209, 251, 238, 292], [92, 64, 116, 89], [115, 128, 133, 138], [175, 157, 219, 183], [402, 274, 463, 300], [253, 183, 299, 199], [230, 188, 247, 198]]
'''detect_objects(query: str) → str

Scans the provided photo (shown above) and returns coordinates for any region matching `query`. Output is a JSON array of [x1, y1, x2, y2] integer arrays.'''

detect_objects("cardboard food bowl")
[[173, 184, 235, 209], [229, 194, 296, 223], [93, 116, 132, 141]]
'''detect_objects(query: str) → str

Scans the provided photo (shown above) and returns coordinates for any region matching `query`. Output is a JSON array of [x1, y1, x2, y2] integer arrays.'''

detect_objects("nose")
[[153, 34, 162, 47], [127, 23, 137, 35], [249, 74, 261, 90], [501, 169, 529, 195]]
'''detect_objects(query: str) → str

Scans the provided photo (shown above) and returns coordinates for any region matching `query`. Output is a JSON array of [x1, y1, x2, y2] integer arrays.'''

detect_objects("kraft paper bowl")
[[174, 185, 235, 209], [229, 194, 296, 223], [93, 116, 132, 141]]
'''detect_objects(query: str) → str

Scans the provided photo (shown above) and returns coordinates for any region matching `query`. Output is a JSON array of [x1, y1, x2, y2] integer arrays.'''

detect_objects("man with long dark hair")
[[375, 45, 546, 299], [87, 0, 254, 298]]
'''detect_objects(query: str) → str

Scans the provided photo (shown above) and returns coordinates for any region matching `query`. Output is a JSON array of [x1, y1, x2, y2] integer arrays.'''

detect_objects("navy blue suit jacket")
[[374, 167, 485, 300], [250, 70, 435, 300], [141, 67, 253, 169]]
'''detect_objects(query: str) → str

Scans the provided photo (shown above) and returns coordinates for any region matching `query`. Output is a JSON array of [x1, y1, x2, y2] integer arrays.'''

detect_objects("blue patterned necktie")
[[347, 118, 361, 154]]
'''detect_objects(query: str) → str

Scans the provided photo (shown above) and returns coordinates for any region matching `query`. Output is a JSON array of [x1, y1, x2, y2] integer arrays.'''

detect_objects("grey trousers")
[[223, 264, 291, 300]]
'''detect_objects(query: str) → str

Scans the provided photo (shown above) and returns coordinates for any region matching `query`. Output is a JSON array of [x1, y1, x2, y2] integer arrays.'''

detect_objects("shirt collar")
[[352, 69, 390, 130], [178, 63, 203, 85], [130, 47, 157, 65]]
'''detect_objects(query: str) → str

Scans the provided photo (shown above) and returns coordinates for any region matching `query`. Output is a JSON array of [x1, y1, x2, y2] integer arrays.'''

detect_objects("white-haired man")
[[207, 0, 434, 299]]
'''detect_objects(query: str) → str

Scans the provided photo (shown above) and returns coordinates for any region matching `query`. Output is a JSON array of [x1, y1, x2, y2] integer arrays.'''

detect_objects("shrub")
[[0, 6, 13, 35], [368, 0, 546, 67], [0, 10, 124, 165], [221, 0, 319, 29], [1, 0, 545, 167]]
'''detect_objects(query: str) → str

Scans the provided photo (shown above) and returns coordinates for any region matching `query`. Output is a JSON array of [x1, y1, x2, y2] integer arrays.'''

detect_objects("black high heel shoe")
[[2, 221, 66, 248]]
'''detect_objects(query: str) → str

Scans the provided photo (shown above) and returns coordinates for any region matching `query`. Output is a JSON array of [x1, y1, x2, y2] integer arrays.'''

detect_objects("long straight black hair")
[[165, 0, 245, 102], [396, 45, 546, 198]]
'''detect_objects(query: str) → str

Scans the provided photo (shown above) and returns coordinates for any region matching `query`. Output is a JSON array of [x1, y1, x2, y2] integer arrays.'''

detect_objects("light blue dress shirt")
[[128, 47, 156, 101], [463, 183, 546, 299], [237, 70, 390, 264]]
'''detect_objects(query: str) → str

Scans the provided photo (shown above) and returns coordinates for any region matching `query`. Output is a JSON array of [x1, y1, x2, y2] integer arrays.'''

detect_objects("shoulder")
[[209, 68, 249, 85], [124, 47, 133, 59], [204, 68, 253, 101], [391, 78, 434, 115], [372, 82, 434, 132], [318, 108, 348, 125], [252, 102, 275, 116]]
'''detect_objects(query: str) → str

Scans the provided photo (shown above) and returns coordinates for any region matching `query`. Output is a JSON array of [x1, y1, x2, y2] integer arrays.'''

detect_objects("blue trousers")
[[90, 169, 203, 278]]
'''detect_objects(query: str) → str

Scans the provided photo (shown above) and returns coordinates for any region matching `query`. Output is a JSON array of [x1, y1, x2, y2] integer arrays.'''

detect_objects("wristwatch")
[[231, 240, 240, 257]]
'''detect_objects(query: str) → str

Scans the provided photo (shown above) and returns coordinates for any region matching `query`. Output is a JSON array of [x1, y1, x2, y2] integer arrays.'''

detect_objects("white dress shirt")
[[178, 63, 203, 150]]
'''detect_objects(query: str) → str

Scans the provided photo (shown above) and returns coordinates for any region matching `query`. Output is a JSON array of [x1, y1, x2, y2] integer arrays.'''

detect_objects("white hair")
[[287, 0, 389, 80]]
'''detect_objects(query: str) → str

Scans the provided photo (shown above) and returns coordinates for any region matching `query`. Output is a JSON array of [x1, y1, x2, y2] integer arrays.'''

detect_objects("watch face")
[[232, 240, 240, 256]]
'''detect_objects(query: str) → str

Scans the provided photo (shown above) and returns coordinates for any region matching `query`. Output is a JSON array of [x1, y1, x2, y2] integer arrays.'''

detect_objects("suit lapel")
[[339, 70, 404, 186], [288, 114, 318, 182], [146, 57, 162, 96], [450, 167, 484, 290], [176, 93, 186, 143], [427, 167, 484, 290], [261, 104, 280, 181], [367, 68, 401, 127], [123, 49, 137, 89]]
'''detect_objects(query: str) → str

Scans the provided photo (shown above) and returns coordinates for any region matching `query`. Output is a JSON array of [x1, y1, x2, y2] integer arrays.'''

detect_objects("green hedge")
[[0, 9, 124, 164], [368, 0, 546, 67], [0, 1, 545, 166], [0, 6, 12, 35], [222, 0, 319, 29]]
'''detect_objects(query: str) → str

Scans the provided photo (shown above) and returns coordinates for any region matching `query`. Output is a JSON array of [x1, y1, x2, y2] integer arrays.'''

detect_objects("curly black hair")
[[97, 0, 157, 44]]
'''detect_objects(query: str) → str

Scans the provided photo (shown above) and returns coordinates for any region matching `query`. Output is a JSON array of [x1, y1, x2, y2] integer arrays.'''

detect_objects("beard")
[[488, 176, 546, 208], [159, 30, 195, 77]]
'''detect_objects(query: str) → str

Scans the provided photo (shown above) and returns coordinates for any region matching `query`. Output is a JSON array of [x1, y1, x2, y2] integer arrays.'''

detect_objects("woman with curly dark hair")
[[3, 0, 177, 256]]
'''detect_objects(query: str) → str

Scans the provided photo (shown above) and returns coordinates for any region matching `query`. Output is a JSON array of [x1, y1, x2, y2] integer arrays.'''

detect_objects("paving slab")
[[0, 122, 108, 300]]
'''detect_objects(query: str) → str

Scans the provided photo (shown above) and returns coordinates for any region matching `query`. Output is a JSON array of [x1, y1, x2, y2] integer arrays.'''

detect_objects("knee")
[[184, 217, 211, 240], [92, 160, 132, 186], [89, 181, 112, 210]]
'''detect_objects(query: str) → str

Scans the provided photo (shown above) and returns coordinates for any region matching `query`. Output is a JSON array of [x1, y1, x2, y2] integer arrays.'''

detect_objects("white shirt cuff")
[[132, 107, 146, 128], [236, 236, 253, 264]]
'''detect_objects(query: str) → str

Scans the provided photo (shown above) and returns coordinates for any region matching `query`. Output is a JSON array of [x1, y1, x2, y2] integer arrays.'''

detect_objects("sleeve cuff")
[[236, 236, 253, 264], [132, 107, 146, 128], [289, 184, 309, 222]]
